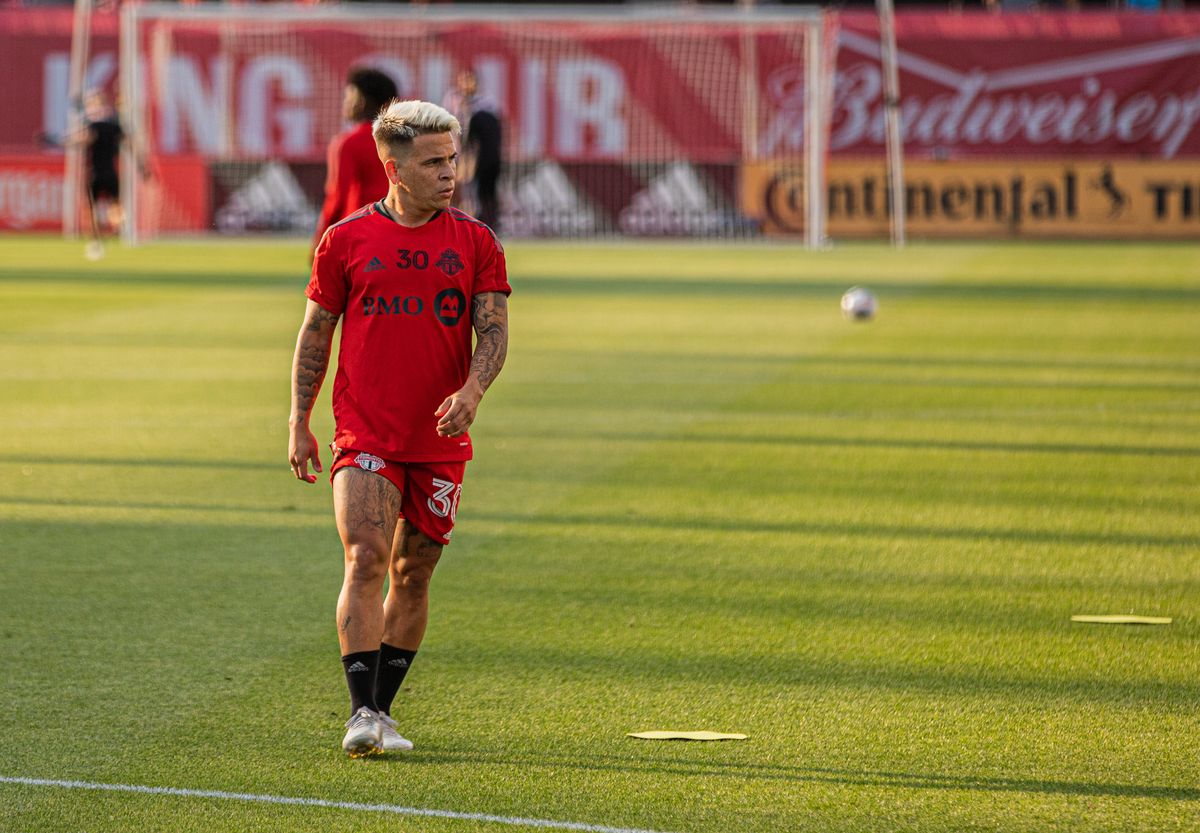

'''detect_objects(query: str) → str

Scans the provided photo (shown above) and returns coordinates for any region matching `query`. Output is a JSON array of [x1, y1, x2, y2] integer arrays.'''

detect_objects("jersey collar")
[[375, 201, 443, 228]]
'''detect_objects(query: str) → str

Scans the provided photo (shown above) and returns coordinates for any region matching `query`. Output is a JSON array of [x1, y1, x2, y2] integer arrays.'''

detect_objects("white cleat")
[[379, 713, 414, 752], [342, 707, 384, 758]]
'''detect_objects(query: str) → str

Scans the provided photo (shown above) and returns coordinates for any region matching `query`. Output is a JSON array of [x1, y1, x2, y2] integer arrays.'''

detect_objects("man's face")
[[85, 93, 108, 121], [457, 71, 477, 98], [385, 132, 457, 212]]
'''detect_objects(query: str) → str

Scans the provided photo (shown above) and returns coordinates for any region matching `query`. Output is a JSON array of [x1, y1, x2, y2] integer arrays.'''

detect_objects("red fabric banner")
[[0, 9, 119, 154], [0, 155, 65, 231], [836, 11, 1200, 160], [2, 10, 1198, 162]]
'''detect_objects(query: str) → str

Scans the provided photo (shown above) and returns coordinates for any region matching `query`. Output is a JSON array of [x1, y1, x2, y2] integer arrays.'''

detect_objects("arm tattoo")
[[469, 292, 508, 392], [306, 304, 340, 333], [291, 305, 340, 423]]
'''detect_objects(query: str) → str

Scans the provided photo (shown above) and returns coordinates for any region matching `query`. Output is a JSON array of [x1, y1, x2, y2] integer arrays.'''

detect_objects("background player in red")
[[288, 99, 510, 758], [310, 67, 399, 257]]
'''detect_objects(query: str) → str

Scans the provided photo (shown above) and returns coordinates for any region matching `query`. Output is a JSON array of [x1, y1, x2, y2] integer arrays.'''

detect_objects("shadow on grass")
[[0, 454, 279, 471], [0, 268, 302, 291], [471, 510, 1199, 550], [574, 348, 1200, 378], [511, 275, 1200, 305], [792, 352, 1200, 375], [582, 432, 1200, 459], [3, 266, 1199, 304], [412, 750, 1200, 802], [0, 496, 316, 516], [2, 493, 1193, 549]]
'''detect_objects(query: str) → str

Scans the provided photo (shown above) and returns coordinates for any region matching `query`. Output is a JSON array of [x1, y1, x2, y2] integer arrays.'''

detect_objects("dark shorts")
[[90, 171, 119, 201], [331, 448, 466, 545]]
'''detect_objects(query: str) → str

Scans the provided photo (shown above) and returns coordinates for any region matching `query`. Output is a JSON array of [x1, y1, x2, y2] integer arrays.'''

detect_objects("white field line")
[[0, 776, 674, 833]]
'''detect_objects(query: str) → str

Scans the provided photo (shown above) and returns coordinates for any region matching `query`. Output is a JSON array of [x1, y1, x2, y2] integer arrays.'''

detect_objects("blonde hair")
[[372, 99, 460, 154]]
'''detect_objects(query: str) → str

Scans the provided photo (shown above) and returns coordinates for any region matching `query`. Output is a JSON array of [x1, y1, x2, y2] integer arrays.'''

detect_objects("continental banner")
[[743, 159, 1200, 239]]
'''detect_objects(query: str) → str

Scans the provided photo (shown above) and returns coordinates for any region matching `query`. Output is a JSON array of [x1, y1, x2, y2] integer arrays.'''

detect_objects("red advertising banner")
[[0, 155, 65, 231], [835, 11, 1200, 160], [2, 10, 1197, 165], [133, 16, 813, 163], [0, 10, 119, 154]]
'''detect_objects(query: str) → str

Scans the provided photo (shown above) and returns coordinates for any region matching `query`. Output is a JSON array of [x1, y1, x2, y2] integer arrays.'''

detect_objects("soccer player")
[[443, 70, 504, 232], [81, 91, 124, 258], [288, 99, 510, 758], [311, 68, 399, 255]]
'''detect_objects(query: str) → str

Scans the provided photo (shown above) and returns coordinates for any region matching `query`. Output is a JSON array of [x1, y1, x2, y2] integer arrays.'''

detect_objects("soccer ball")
[[840, 286, 877, 321]]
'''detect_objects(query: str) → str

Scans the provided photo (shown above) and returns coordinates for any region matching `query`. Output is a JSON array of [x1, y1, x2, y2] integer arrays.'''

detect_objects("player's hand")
[[288, 425, 323, 483], [435, 382, 483, 438]]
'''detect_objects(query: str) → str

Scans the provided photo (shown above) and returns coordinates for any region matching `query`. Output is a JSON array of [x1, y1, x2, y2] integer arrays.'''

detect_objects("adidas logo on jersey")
[[364, 257, 385, 273], [346, 661, 370, 673]]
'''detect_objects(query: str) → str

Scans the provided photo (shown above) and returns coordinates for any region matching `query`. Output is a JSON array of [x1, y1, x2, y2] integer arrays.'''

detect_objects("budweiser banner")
[[835, 12, 1200, 160], [743, 159, 1200, 239]]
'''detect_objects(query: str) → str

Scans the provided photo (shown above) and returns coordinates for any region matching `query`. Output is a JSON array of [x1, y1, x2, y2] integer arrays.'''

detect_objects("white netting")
[[122, 5, 834, 244]]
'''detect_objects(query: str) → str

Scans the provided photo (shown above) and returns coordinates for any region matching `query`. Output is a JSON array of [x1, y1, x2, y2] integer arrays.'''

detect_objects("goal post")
[[120, 3, 837, 246], [62, 0, 94, 241]]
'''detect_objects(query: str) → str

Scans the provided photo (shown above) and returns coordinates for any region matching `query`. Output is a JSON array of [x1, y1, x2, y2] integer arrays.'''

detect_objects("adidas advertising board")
[[212, 162, 320, 234]]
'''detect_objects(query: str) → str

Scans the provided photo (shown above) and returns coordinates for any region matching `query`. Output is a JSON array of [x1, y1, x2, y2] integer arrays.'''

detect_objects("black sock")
[[374, 643, 417, 715], [341, 650, 380, 715]]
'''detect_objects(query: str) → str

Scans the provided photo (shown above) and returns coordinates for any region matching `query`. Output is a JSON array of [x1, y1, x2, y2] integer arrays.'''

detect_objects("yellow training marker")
[[1070, 615, 1172, 625], [627, 731, 748, 741]]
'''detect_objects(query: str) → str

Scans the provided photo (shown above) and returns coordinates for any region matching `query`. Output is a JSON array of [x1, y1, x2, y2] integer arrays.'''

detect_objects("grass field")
[[0, 237, 1197, 833]]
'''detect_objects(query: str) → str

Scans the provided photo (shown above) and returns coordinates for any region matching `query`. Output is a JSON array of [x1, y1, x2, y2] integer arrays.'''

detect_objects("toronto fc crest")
[[354, 452, 386, 472], [435, 249, 465, 277]]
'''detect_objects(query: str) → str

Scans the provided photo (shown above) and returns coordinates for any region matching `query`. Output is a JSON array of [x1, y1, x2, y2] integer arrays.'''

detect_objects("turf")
[[0, 237, 1197, 833]]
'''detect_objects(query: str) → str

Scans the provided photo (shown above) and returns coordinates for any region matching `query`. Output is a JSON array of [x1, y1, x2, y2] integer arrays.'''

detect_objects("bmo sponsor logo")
[[361, 288, 466, 326], [0, 162, 63, 231]]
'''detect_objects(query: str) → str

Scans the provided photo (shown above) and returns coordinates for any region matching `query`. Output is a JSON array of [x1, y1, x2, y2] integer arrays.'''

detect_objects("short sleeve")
[[305, 226, 349, 314], [472, 226, 511, 298]]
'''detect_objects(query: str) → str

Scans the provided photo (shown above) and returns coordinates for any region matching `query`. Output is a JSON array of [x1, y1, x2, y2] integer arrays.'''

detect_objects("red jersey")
[[306, 203, 511, 462], [312, 122, 389, 248]]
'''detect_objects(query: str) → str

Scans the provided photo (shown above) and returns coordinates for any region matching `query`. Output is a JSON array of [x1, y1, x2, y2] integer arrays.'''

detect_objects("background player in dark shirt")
[[288, 99, 510, 758], [311, 68, 399, 257], [82, 91, 124, 258], [444, 70, 504, 232]]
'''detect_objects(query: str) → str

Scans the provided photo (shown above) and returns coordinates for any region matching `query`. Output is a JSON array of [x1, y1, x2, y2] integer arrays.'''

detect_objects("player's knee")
[[345, 542, 388, 585], [396, 563, 435, 600]]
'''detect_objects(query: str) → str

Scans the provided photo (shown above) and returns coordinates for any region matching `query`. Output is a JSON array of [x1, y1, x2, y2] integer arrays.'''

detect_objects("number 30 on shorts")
[[427, 478, 462, 520]]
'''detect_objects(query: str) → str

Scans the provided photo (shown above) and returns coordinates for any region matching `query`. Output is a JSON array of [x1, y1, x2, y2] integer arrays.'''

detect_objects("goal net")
[[120, 3, 837, 245]]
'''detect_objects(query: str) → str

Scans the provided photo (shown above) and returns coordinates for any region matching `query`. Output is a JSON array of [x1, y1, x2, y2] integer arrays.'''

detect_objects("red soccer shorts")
[[330, 448, 466, 545]]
